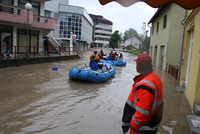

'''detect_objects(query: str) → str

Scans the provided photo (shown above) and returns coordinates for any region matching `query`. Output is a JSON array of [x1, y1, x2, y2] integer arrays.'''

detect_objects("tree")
[[138, 35, 150, 53], [109, 30, 121, 49], [124, 28, 139, 40]]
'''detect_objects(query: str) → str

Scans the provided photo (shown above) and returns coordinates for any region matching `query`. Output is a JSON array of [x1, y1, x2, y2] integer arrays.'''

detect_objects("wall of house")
[[45, 0, 69, 12], [81, 16, 93, 43], [167, 4, 185, 68], [149, 3, 184, 71], [183, 8, 200, 109], [124, 37, 141, 49], [149, 4, 171, 70], [194, 61, 200, 104], [53, 13, 60, 39]]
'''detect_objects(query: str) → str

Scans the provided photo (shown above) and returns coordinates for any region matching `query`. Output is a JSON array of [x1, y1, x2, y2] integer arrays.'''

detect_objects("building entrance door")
[[185, 30, 194, 87], [1, 32, 12, 54], [161, 46, 165, 69]]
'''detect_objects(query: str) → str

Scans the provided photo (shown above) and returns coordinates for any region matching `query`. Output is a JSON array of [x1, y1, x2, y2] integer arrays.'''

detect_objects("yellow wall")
[[180, 8, 200, 109], [167, 4, 185, 67], [194, 59, 200, 104]]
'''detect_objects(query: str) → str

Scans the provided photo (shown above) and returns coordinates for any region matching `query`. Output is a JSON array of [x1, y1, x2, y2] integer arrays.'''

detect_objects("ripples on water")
[[0, 49, 192, 134]]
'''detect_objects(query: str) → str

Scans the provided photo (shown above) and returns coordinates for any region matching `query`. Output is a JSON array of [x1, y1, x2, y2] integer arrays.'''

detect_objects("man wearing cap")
[[122, 53, 163, 134]]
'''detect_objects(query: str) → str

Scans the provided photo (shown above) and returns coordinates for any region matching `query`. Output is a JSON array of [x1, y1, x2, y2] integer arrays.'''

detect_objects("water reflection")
[[0, 48, 192, 134]]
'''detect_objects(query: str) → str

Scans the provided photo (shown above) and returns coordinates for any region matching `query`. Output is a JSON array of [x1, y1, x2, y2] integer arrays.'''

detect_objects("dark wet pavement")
[[0, 48, 192, 134]]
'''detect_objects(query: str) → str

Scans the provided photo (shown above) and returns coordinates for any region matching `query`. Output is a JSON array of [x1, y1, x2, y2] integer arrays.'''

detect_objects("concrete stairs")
[[45, 33, 71, 56], [186, 104, 200, 134], [46, 33, 60, 53]]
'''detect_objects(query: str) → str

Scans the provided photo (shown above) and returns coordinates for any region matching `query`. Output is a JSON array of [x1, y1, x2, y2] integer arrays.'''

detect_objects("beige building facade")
[[148, 3, 185, 71]]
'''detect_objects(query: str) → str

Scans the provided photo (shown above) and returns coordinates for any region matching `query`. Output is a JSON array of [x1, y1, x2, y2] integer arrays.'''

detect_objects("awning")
[[99, 0, 200, 9]]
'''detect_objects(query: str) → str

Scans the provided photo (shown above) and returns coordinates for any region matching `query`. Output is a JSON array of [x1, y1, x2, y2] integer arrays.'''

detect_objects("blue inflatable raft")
[[68, 62, 115, 83], [101, 59, 126, 66]]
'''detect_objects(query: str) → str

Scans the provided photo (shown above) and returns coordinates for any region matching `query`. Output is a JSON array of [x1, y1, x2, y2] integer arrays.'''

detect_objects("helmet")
[[94, 50, 97, 54]]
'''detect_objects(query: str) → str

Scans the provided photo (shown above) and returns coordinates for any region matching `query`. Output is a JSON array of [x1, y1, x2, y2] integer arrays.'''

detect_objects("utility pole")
[[145, 30, 148, 53]]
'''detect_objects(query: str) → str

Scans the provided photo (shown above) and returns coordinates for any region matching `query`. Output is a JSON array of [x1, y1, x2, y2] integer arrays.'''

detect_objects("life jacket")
[[122, 72, 163, 133], [109, 53, 113, 57], [108, 56, 112, 60], [98, 52, 102, 56], [90, 55, 97, 63]]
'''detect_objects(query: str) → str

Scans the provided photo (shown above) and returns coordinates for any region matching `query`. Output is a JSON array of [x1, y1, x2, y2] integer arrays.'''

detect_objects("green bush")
[[126, 49, 142, 55]]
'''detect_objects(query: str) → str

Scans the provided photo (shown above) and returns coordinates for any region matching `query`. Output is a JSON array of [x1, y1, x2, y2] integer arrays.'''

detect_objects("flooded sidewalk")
[[0, 48, 193, 134], [153, 66, 192, 134]]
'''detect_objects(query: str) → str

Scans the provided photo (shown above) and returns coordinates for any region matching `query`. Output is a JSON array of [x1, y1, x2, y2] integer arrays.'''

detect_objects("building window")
[[18, 0, 40, 16], [45, 10, 51, 17], [163, 15, 167, 29], [157, 21, 159, 33], [59, 13, 82, 39], [152, 26, 154, 35]]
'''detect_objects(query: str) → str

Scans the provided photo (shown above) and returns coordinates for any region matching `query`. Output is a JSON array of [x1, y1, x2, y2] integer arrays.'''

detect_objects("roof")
[[89, 14, 113, 25], [125, 35, 142, 42], [99, 0, 200, 9], [148, 4, 167, 24]]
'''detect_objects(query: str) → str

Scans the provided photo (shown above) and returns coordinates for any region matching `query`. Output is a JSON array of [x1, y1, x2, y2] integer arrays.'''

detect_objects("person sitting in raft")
[[108, 51, 114, 60], [90, 50, 101, 69], [113, 52, 118, 60], [119, 53, 123, 61], [98, 50, 107, 60]]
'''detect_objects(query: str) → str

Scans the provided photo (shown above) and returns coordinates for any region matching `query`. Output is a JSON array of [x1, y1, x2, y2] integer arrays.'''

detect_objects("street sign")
[[74, 39, 77, 43], [72, 35, 76, 40]]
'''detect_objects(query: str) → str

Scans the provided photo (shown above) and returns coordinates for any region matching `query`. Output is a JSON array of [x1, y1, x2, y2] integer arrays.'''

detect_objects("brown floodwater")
[[0, 48, 192, 134]]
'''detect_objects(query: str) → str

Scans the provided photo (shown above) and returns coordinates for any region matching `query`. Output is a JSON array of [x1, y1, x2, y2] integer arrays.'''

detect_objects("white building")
[[124, 35, 142, 49], [89, 14, 113, 48], [45, 0, 93, 51]]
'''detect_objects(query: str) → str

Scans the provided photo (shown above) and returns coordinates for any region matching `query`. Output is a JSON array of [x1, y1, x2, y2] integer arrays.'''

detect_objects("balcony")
[[32, 15, 55, 30], [0, 3, 55, 30], [95, 35, 110, 39], [95, 30, 112, 35]]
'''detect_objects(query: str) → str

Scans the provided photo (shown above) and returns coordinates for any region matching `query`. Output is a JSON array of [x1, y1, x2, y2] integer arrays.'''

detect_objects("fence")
[[0, 45, 84, 59], [168, 64, 179, 80]]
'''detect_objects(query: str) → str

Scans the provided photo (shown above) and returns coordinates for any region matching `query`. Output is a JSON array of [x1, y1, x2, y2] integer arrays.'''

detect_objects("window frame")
[[163, 15, 167, 29], [156, 21, 159, 33], [152, 26, 154, 35]]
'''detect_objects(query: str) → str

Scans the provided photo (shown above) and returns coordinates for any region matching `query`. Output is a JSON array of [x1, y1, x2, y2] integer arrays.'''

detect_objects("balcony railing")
[[0, 45, 84, 59], [0, 3, 55, 30], [0, 4, 21, 15], [32, 15, 55, 30]]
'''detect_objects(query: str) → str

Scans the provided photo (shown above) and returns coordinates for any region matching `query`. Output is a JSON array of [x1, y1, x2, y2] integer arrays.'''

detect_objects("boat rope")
[[100, 60, 137, 76], [66, 62, 89, 68], [113, 65, 138, 76]]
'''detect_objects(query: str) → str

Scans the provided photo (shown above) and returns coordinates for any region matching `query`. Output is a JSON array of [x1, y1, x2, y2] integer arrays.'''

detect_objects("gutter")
[[176, 10, 187, 85]]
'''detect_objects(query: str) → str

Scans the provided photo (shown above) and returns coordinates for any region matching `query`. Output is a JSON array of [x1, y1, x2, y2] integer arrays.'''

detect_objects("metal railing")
[[0, 45, 84, 59], [0, 3, 55, 30], [0, 3, 21, 15]]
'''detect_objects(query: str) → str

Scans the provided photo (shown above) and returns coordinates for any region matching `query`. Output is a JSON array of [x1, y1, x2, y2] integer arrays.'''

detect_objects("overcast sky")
[[69, 0, 158, 36]]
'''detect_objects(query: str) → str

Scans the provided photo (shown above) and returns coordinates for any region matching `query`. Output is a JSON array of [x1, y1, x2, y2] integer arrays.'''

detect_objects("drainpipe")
[[176, 10, 186, 85], [147, 23, 152, 55]]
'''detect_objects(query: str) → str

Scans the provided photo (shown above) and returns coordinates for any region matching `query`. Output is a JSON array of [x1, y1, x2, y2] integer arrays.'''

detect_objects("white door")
[[185, 31, 194, 87], [161, 46, 165, 68]]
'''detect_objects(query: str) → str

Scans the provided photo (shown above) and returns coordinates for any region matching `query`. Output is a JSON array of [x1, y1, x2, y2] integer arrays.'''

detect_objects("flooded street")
[[0, 48, 192, 134]]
